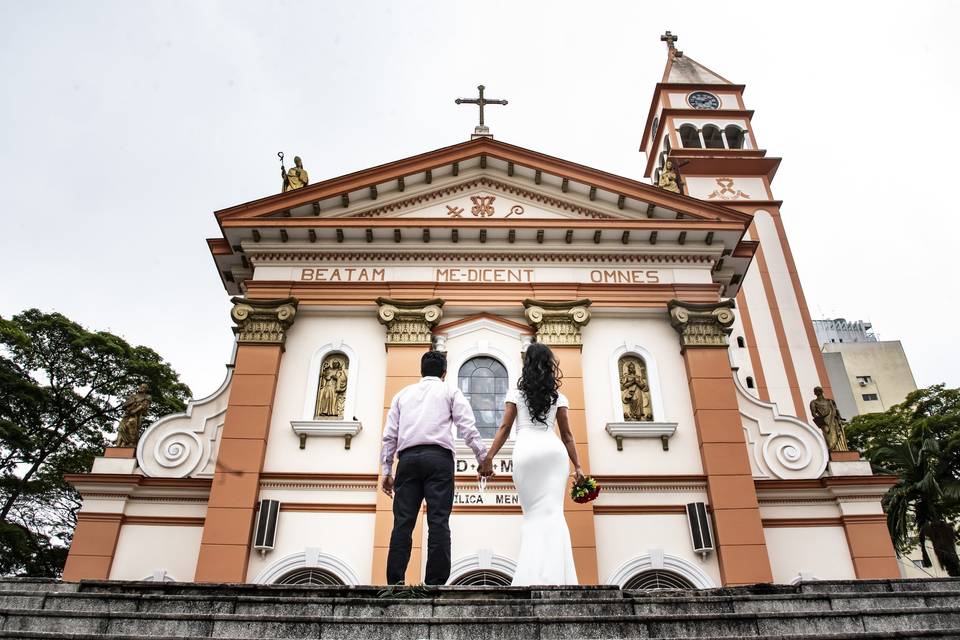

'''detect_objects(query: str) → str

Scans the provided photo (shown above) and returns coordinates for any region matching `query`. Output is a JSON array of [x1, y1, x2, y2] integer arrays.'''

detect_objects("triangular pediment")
[[215, 137, 751, 226], [343, 176, 622, 221]]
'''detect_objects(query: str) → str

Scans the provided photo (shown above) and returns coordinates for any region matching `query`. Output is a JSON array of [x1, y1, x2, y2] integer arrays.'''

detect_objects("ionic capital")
[[667, 299, 736, 348], [376, 298, 444, 345], [230, 297, 299, 346], [523, 298, 592, 346]]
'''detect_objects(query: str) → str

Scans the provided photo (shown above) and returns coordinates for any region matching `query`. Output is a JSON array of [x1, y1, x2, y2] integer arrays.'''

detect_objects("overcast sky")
[[2, 1, 957, 398]]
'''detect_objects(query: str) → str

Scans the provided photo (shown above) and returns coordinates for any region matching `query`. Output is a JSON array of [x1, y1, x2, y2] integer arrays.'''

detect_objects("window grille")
[[622, 570, 695, 590]]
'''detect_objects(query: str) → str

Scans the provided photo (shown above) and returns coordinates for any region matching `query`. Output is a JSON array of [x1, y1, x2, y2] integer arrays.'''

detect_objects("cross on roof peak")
[[455, 84, 508, 139], [660, 30, 683, 57]]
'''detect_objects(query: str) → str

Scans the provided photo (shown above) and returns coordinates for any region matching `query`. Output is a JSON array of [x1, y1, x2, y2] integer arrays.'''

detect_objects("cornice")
[[245, 250, 719, 265], [220, 217, 748, 230]]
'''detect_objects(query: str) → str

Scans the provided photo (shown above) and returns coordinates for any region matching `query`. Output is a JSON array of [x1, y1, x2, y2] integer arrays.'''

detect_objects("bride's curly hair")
[[517, 342, 563, 423]]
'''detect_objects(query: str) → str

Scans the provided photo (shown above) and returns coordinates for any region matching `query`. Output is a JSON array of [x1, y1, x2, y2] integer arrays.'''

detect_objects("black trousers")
[[386, 444, 455, 585]]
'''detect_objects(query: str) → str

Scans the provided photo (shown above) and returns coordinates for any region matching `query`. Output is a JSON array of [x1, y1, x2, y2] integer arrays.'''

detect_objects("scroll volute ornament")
[[376, 297, 444, 345], [667, 299, 736, 348], [523, 298, 592, 346], [230, 297, 299, 346]]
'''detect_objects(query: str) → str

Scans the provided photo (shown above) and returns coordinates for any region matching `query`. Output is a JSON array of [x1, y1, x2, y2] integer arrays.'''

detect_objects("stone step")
[[6, 633, 960, 640], [72, 580, 625, 600], [3, 588, 959, 617], [3, 606, 960, 638]]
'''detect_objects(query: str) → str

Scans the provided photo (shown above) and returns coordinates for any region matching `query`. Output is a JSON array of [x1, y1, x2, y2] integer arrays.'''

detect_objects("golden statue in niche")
[[315, 354, 348, 419], [619, 356, 652, 421]]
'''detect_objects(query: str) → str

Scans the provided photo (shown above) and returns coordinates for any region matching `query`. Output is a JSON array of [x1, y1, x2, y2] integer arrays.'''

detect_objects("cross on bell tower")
[[660, 30, 683, 57], [455, 84, 508, 139]]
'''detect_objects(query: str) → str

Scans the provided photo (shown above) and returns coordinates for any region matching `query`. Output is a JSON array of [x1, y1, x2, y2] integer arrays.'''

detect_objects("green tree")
[[0, 309, 191, 577], [846, 385, 960, 576]]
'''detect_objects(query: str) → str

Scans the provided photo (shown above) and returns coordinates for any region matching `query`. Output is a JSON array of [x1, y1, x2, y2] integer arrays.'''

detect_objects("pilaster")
[[668, 298, 773, 586], [523, 298, 598, 583], [194, 297, 298, 583], [371, 298, 444, 585]]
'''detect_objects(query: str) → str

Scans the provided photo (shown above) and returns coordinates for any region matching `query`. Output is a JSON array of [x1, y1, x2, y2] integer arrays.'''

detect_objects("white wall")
[[246, 511, 375, 583], [110, 525, 202, 582], [581, 315, 703, 475], [595, 514, 721, 586], [740, 232, 796, 415], [752, 210, 822, 414], [764, 526, 856, 583], [667, 91, 741, 110], [264, 312, 387, 474]]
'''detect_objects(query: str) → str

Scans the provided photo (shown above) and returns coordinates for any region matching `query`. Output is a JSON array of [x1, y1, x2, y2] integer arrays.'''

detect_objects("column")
[[62, 512, 124, 581], [841, 513, 900, 579], [194, 297, 297, 583], [667, 299, 774, 586], [523, 298, 598, 584], [371, 297, 444, 585]]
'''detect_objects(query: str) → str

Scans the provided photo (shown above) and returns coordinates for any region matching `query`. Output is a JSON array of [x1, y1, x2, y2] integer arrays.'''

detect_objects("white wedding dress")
[[507, 389, 579, 585]]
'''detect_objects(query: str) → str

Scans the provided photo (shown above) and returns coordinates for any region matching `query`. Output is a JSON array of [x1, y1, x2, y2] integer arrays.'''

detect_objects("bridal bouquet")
[[570, 475, 601, 503]]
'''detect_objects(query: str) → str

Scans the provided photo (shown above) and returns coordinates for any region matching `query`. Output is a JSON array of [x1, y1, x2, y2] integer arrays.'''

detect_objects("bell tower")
[[641, 32, 832, 424]]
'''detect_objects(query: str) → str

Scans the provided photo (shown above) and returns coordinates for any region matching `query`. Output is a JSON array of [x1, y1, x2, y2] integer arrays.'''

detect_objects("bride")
[[480, 342, 583, 585]]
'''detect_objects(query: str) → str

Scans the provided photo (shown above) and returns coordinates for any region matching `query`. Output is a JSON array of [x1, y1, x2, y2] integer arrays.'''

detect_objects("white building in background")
[[814, 318, 918, 418]]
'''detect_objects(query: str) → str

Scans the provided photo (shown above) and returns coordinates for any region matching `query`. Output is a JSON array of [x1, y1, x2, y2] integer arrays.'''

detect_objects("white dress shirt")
[[380, 376, 488, 477]]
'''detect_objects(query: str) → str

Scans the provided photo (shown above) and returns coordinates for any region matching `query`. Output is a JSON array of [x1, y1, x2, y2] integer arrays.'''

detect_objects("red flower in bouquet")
[[570, 475, 601, 504]]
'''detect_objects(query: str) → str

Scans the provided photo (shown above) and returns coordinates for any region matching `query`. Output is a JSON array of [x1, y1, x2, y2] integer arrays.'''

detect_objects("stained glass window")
[[458, 356, 509, 439]]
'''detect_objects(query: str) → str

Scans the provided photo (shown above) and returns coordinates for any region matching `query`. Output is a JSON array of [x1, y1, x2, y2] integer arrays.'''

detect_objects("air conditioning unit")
[[253, 499, 280, 554], [858, 380, 867, 387], [686, 502, 714, 558]]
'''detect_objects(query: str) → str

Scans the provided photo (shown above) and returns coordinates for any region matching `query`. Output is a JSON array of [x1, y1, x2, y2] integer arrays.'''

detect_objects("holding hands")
[[478, 455, 496, 479]]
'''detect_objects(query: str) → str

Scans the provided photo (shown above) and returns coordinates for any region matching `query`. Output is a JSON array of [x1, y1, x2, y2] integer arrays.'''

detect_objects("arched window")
[[450, 569, 512, 586], [651, 116, 660, 141], [618, 355, 652, 421], [458, 356, 509, 439], [623, 569, 695, 590], [702, 124, 724, 149], [679, 124, 701, 148], [276, 568, 344, 586], [746, 376, 755, 389], [736, 337, 746, 348], [314, 352, 349, 419], [724, 125, 745, 149]]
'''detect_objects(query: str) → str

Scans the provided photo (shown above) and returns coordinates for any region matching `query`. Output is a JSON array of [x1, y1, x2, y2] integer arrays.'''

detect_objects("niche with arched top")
[[618, 355, 653, 422], [314, 352, 349, 420]]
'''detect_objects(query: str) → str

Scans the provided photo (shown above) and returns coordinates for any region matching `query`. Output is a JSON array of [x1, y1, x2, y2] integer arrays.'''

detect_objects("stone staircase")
[[1, 577, 960, 639]]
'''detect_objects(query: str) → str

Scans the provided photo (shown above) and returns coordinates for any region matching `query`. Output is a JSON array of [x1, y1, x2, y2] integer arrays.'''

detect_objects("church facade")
[[62, 41, 901, 589]]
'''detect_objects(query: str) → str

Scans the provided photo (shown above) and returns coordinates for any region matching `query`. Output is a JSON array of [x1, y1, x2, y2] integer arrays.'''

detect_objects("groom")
[[380, 350, 491, 584]]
